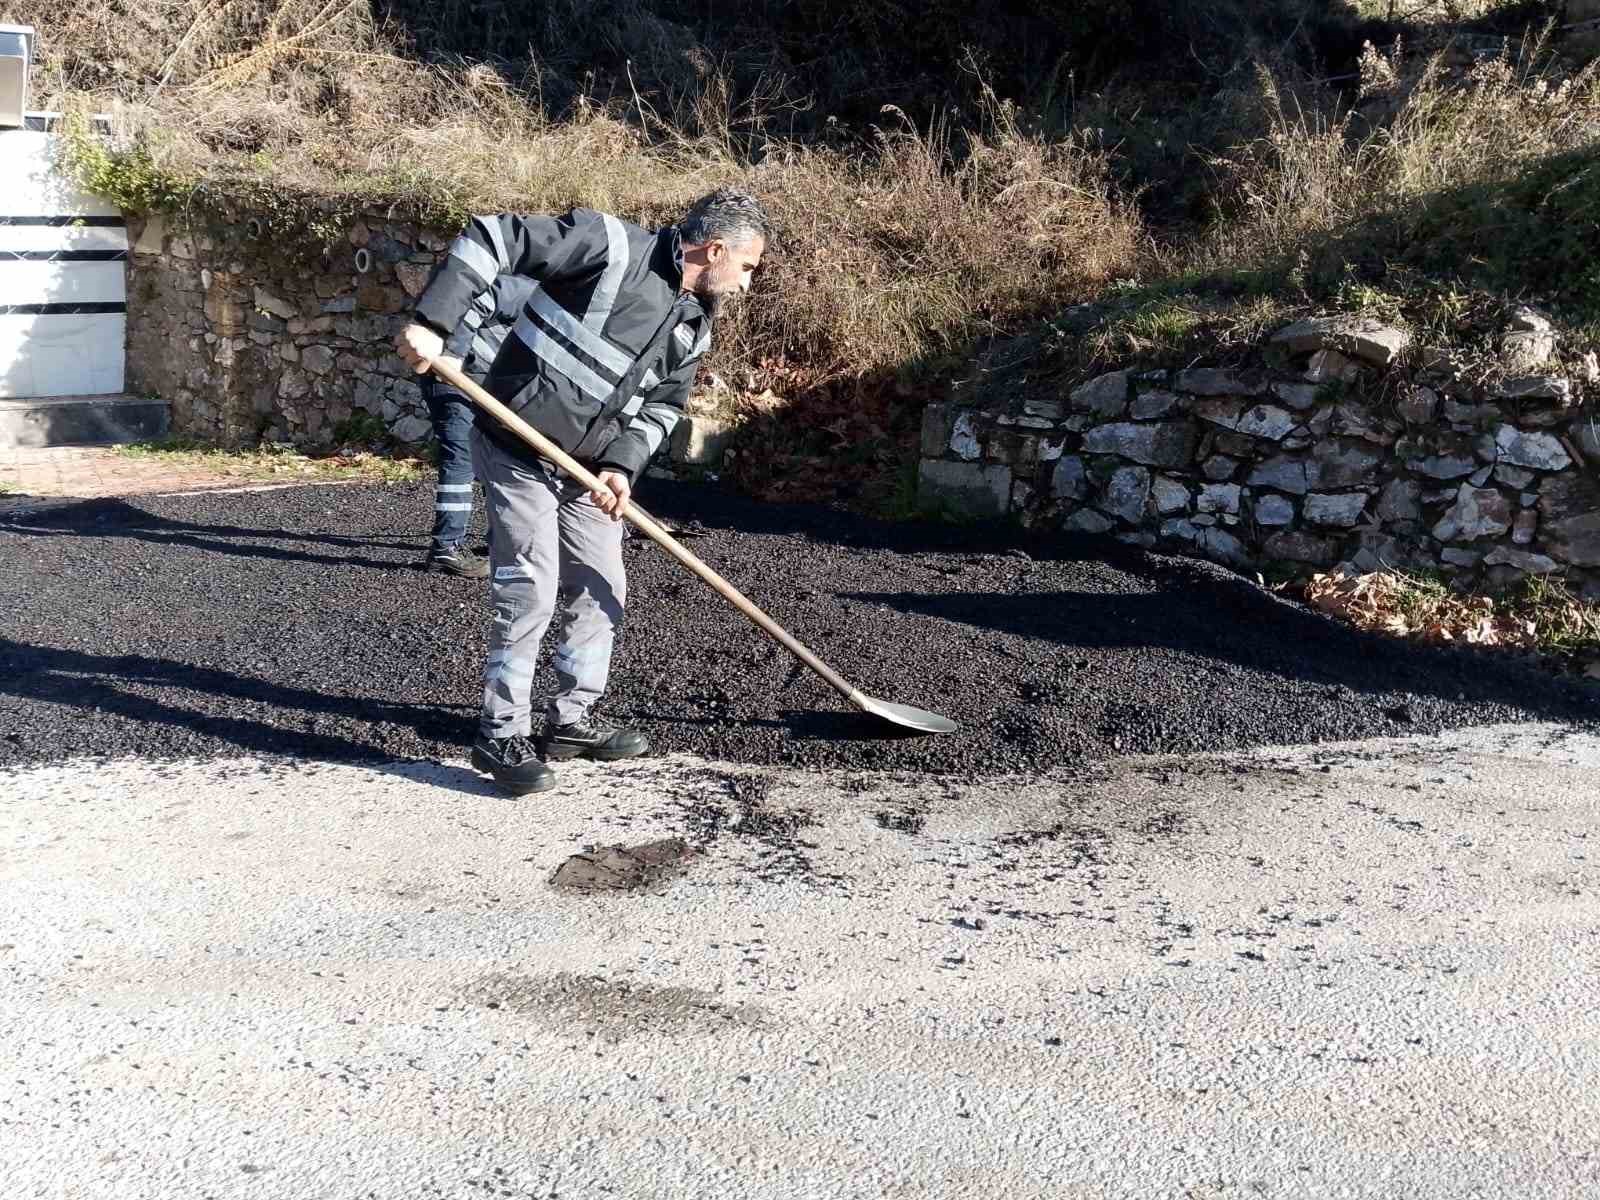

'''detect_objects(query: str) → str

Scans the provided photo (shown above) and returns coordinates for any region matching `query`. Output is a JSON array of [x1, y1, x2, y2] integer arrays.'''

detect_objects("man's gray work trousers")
[[472, 426, 626, 738]]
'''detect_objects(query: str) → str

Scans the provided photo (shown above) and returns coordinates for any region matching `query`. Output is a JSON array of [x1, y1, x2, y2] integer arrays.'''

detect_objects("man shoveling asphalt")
[[396, 188, 769, 795]]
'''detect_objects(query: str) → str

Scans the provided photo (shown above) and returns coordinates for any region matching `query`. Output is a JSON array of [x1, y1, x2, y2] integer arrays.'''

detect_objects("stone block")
[[1442, 398, 1499, 426], [367, 234, 411, 265], [1175, 367, 1269, 397], [1305, 350, 1362, 383], [1432, 485, 1513, 542], [949, 410, 983, 461], [1100, 466, 1152, 524], [1052, 455, 1087, 500], [1376, 480, 1421, 524], [1272, 381, 1320, 411], [1397, 387, 1439, 425], [1064, 508, 1117, 535], [1021, 396, 1066, 421], [918, 460, 1013, 517], [988, 431, 1040, 471], [390, 413, 432, 443], [278, 369, 310, 400], [1079, 421, 1198, 468], [1313, 441, 1381, 488], [1151, 477, 1190, 515], [1197, 483, 1241, 515], [1508, 305, 1553, 333], [300, 345, 335, 376], [254, 287, 298, 320], [1502, 330, 1557, 373], [1513, 510, 1538, 546], [1255, 494, 1295, 526], [1248, 455, 1316, 495], [395, 261, 432, 298], [1304, 492, 1369, 528], [1493, 463, 1535, 489], [671, 415, 733, 465], [1192, 400, 1295, 442], [1440, 547, 1483, 569], [919, 403, 952, 459], [133, 214, 166, 255], [1333, 403, 1395, 446], [1539, 476, 1600, 566], [1131, 389, 1179, 420], [1070, 370, 1130, 418], [1272, 317, 1410, 365], [1201, 456, 1237, 481], [1263, 531, 1338, 567], [1497, 375, 1572, 404], [1413, 454, 1476, 480], [1489, 425, 1571, 472], [1212, 432, 1258, 457], [389, 378, 423, 408]]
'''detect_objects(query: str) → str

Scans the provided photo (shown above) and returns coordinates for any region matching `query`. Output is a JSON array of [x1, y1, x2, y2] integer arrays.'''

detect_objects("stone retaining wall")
[[918, 315, 1600, 596], [123, 212, 731, 472]]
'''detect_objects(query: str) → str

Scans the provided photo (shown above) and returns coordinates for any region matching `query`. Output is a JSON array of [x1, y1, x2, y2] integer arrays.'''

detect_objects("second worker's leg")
[[425, 382, 488, 578]]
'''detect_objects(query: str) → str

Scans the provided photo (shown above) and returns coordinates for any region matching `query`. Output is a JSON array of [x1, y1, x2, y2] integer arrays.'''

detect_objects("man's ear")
[[705, 238, 726, 264]]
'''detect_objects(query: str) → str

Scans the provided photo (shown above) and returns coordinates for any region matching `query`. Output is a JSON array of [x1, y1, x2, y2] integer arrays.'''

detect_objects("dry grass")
[[1195, 26, 1600, 282], [13, 0, 1141, 381], [116, 435, 428, 483], [1303, 568, 1600, 668]]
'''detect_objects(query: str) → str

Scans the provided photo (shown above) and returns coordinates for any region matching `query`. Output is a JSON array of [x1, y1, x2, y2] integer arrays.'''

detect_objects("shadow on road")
[[0, 638, 481, 772], [0, 496, 428, 572], [841, 578, 1597, 725]]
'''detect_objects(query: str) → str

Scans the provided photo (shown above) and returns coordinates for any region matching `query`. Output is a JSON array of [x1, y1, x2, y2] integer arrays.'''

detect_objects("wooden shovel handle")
[[425, 357, 860, 704]]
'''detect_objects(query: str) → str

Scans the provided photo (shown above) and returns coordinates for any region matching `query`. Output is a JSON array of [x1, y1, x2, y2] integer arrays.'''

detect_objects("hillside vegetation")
[[4, 0, 1596, 501]]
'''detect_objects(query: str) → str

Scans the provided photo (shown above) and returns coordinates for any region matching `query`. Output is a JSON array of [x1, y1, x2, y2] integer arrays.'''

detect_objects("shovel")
[[426, 358, 958, 736]]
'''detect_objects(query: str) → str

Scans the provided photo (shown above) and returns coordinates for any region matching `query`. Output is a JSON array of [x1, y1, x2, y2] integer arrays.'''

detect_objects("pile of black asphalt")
[[2, 479, 1595, 775]]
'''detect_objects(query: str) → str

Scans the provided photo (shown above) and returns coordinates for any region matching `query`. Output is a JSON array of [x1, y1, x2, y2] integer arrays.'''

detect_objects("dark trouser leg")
[[427, 378, 477, 550]]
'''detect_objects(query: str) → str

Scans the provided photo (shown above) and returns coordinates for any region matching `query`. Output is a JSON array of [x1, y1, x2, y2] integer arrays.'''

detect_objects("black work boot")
[[538, 715, 650, 762], [425, 544, 490, 578], [470, 733, 557, 795]]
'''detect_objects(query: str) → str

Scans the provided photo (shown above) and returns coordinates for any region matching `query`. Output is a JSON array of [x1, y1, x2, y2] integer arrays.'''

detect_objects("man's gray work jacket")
[[437, 273, 535, 393], [413, 209, 712, 481]]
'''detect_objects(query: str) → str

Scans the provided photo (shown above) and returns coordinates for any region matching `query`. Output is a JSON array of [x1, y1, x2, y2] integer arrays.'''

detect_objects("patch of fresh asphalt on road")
[[2, 724, 1597, 1197], [1, 480, 1595, 775]]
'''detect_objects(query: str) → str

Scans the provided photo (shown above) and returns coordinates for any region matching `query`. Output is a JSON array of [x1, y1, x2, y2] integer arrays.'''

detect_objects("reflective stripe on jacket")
[[414, 209, 712, 480]]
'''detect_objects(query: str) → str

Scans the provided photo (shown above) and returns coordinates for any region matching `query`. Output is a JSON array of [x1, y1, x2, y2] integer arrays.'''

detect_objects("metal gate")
[[0, 128, 126, 398]]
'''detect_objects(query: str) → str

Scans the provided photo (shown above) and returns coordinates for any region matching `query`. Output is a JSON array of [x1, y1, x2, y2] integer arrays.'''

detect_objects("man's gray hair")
[[679, 187, 770, 249]]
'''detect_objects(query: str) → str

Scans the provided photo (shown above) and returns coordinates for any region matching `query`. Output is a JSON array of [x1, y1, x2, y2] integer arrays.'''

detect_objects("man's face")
[[692, 236, 765, 313]]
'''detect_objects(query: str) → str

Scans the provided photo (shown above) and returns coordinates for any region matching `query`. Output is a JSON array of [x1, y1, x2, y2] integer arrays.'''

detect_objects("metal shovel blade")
[[850, 691, 960, 735]]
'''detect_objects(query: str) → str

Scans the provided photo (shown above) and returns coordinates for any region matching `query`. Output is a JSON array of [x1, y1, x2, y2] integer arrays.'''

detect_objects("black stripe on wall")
[[0, 216, 126, 227], [0, 302, 128, 315], [0, 250, 128, 262]]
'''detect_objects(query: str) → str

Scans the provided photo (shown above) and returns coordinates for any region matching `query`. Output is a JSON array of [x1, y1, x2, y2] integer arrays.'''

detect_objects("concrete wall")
[[919, 315, 1600, 596]]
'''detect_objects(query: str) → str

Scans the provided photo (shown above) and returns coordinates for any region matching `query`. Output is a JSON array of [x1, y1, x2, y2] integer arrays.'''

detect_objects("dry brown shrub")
[[1198, 27, 1600, 275], [1303, 568, 1600, 666]]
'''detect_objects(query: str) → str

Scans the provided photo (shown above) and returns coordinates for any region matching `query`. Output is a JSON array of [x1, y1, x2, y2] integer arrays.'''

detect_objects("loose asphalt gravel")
[[2, 479, 1596, 775]]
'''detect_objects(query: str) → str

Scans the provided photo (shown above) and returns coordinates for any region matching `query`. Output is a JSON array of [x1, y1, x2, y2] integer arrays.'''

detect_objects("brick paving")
[[0, 446, 268, 510]]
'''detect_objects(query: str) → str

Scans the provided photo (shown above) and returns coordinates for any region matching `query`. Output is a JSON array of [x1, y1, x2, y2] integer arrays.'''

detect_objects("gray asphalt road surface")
[[3, 724, 1597, 1198]]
